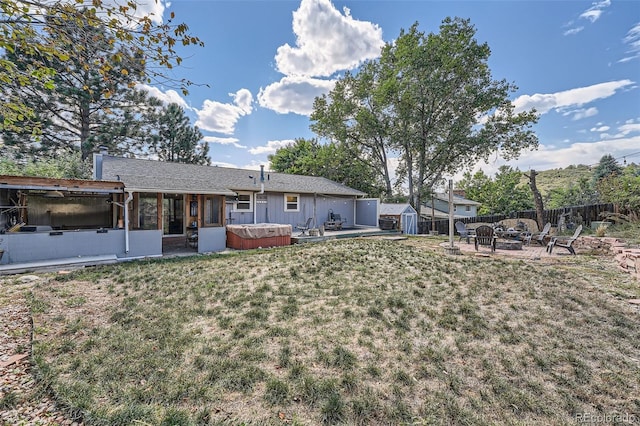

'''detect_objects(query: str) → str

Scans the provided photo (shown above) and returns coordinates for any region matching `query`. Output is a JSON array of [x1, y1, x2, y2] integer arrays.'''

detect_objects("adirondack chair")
[[474, 225, 496, 252], [526, 222, 552, 246], [455, 221, 473, 244], [546, 224, 583, 255], [296, 217, 313, 236]]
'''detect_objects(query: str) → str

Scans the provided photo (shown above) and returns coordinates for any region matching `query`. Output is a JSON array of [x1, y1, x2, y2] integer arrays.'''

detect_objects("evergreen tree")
[[150, 103, 210, 165], [1, 11, 161, 160], [1, 0, 202, 133], [592, 154, 622, 182]]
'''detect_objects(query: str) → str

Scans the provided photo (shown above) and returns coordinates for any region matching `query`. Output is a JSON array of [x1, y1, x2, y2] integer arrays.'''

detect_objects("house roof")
[[100, 156, 366, 197], [432, 192, 481, 206], [419, 205, 466, 219], [379, 203, 417, 215]]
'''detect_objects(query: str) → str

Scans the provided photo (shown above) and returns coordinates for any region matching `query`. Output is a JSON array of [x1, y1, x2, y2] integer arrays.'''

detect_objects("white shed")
[[379, 203, 418, 235]]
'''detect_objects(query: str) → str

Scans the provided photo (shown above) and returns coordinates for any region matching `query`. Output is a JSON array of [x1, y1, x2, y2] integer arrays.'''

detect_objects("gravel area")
[[1, 278, 81, 426]]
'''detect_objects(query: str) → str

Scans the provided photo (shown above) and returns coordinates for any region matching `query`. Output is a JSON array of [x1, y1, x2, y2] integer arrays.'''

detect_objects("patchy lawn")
[[22, 237, 640, 425]]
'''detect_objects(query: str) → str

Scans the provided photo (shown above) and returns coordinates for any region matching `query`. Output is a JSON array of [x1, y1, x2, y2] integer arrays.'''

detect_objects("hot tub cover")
[[226, 224, 292, 239]]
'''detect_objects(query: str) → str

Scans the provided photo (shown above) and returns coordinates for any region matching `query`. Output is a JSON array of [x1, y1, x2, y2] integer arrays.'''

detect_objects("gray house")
[[0, 155, 366, 268], [97, 154, 365, 254], [420, 192, 480, 219]]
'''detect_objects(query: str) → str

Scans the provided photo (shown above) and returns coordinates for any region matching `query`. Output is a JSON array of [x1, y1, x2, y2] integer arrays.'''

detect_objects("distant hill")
[[523, 164, 594, 196]]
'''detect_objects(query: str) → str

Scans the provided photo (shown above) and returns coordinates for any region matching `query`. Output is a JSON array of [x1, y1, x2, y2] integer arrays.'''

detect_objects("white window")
[[465, 205, 471, 212], [235, 192, 253, 212], [284, 193, 300, 212]]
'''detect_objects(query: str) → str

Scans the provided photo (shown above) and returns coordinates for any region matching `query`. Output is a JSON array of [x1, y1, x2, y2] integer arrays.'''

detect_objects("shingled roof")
[[100, 155, 366, 196]]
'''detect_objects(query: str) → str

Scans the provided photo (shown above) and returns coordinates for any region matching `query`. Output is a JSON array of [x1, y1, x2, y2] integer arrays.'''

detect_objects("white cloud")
[[210, 161, 239, 169], [258, 76, 336, 115], [591, 125, 610, 132], [195, 89, 254, 134], [599, 122, 640, 139], [137, 85, 189, 109], [274, 0, 384, 78], [563, 0, 610, 36], [243, 161, 271, 171], [513, 80, 635, 115], [464, 123, 640, 178], [579, 0, 610, 23], [249, 139, 296, 155], [563, 27, 584, 36], [620, 22, 640, 63], [202, 136, 247, 149], [566, 107, 598, 121]]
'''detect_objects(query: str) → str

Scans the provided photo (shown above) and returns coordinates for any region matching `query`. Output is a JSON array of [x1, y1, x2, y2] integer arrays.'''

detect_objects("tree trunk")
[[525, 170, 545, 231]]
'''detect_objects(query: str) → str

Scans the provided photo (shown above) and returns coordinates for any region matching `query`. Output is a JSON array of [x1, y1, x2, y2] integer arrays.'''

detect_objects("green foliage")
[[597, 164, 640, 214], [0, 149, 91, 178], [269, 138, 385, 196], [546, 177, 599, 209], [1, 12, 166, 161], [592, 154, 622, 183], [457, 166, 532, 215], [312, 18, 538, 209], [524, 165, 594, 198], [0, 0, 203, 133]]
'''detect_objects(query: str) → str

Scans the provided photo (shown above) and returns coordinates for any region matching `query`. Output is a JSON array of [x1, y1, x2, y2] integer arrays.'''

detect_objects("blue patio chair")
[[296, 217, 313, 236], [455, 221, 473, 244]]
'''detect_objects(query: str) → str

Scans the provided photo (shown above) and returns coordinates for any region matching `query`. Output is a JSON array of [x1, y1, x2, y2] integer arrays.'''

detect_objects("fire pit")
[[495, 240, 523, 250]]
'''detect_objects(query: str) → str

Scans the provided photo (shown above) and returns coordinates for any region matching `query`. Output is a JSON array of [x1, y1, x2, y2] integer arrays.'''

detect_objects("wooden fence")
[[417, 203, 618, 235]]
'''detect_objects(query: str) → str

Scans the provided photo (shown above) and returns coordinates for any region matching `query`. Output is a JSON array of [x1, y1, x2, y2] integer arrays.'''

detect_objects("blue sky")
[[139, 0, 640, 180]]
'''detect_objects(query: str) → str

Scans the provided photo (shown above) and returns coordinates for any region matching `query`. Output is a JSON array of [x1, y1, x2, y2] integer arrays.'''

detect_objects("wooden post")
[[443, 179, 460, 255], [525, 170, 545, 231]]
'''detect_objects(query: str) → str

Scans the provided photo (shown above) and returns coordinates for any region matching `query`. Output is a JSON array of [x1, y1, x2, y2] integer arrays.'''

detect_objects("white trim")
[[284, 193, 300, 212], [234, 191, 253, 212]]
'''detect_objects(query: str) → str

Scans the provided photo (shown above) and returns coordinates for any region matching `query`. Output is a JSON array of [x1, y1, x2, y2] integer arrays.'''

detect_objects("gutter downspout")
[[124, 191, 133, 254]]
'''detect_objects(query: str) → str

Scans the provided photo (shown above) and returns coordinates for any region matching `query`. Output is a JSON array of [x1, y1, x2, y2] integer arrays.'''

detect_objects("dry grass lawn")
[[7, 236, 640, 425]]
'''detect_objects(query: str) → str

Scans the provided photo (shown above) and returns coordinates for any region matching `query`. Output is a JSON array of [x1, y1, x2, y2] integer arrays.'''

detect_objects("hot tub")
[[226, 224, 292, 250]]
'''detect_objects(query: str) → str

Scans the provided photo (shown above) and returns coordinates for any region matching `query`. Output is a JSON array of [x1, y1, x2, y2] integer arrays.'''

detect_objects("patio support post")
[[440, 179, 462, 254], [124, 191, 133, 253], [449, 179, 454, 248]]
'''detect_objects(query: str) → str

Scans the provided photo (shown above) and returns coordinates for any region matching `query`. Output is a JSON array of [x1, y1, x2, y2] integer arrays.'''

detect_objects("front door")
[[163, 193, 184, 235]]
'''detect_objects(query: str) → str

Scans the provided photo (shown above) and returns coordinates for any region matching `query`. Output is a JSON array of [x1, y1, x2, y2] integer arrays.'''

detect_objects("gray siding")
[[356, 199, 379, 226], [198, 227, 226, 253], [0, 229, 162, 265], [226, 192, 357, 229], [127, 230, 163, 258]]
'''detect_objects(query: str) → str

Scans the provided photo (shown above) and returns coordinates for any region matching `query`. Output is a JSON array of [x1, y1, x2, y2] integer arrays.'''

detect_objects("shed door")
[[402, 212, 417, 235]]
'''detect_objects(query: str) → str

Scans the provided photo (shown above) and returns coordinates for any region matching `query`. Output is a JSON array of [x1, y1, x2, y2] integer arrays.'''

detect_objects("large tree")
[[0, 0, 203, 133], [311, 18, 538, 210], [1, 11, 167, 161], [150, 103, 210, 165], [269, 138, 385, 197], [311, 62, 394, 196], [457, 166, 532, 215]]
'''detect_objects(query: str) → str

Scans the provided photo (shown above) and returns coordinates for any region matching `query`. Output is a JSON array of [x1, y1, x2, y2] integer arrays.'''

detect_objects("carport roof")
[[0, 175, 124, 193]]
